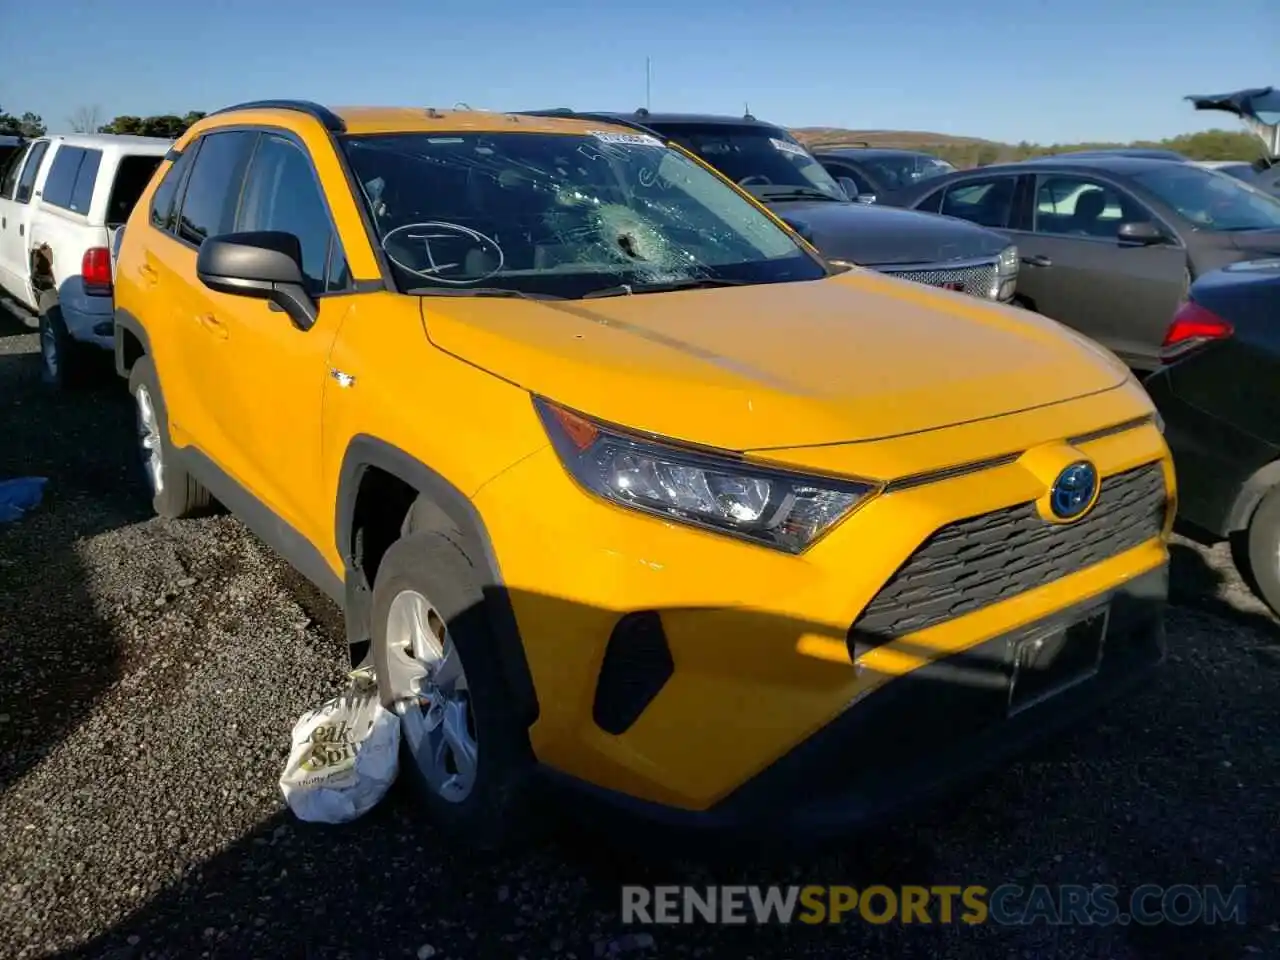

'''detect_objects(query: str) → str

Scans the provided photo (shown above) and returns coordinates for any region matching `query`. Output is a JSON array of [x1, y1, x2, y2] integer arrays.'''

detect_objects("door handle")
[[1, 216, 5, 229], [198, 313, 228, 339], [18, 224, 23, 237], [1021, 254, 1052, 268]]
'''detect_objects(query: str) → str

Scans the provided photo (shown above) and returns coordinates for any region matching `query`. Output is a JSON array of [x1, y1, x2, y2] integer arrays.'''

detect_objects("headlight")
[[997, 244, 1019, 275], [535, 398, 878, 553]]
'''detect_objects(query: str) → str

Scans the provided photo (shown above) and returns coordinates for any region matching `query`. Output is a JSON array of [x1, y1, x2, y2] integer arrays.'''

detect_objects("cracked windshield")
[[341, 130, 828, 298]]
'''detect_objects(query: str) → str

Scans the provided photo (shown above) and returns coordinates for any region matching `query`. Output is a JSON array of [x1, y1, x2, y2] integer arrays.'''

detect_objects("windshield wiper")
[[406, 286, 564, 300], [580, 277, 757, 299], [755, 187, 845, 202]]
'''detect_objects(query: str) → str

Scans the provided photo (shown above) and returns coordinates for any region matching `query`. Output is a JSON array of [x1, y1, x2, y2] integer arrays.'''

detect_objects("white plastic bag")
[[279, 669, 400, 823]]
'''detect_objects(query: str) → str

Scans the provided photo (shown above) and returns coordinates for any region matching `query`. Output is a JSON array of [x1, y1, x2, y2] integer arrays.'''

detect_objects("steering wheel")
[[738, 175, 772, 186]]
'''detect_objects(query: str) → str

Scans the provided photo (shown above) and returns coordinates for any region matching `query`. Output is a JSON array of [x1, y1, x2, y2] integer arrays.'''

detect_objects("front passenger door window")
[[174, 130, 257, 247], [234, 134, 351, 296], [938, 176, 1018, 228], [1032, 176, 1137, 239]]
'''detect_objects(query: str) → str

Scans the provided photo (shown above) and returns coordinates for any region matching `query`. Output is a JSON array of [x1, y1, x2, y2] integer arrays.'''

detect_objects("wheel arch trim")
[[335, 434, 540, 725]]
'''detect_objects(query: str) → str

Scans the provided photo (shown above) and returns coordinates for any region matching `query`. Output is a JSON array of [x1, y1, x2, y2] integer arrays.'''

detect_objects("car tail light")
[[1160, 300, 1232, 363], [82, 247, 113, 297]]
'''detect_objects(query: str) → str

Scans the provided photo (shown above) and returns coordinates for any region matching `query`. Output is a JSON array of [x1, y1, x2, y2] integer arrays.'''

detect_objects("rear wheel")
[[38, 300, 94, 391], [371, 523, 535, 850], [127, 356, 212, 518], [1244, 485, 1280, 617]]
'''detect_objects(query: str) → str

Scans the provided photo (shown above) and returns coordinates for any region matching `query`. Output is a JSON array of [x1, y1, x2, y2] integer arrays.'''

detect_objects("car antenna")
[[744, 101, 755, 121]]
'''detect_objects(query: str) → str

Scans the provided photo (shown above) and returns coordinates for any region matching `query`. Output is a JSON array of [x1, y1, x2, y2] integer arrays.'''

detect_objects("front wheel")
[[1244, 485, 1280, 618], [371, 528, 535, 850]]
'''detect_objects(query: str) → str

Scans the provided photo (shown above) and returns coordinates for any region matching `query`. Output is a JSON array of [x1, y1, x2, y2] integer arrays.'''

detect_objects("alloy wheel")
[[383, 588, 479, 802], [135, 385, 164, 495]]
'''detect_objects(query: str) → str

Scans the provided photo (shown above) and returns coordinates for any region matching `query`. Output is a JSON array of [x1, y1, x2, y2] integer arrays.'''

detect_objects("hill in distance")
[[788, 126, 1266, 167]]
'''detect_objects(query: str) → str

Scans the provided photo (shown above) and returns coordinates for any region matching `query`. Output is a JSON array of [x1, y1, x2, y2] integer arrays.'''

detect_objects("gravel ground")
[[0, 315, 1277, 960]]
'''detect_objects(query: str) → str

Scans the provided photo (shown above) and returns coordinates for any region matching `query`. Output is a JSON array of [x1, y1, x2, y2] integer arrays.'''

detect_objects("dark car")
[[519, 109, 1020, 302], [0, 134, 24, 175], [1143, 258, 1280, 617], [1187, 86, 1280, 198], [811, 147, 957, 204], [885, 155, 1280, 371], [1027, 148, 1189, 163]]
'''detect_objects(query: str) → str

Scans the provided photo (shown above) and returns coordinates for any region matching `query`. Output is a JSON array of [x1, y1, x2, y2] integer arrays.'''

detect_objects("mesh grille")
[[850, 461, 1167, 642], [880, 260, 998, 299]]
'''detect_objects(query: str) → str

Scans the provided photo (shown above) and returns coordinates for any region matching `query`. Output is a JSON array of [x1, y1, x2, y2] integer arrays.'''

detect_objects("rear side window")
[[914, 187, 944, 214], [175, 130, 257, 247], [108, 154, 163, 226], [67, 149, 102, 214], [13, 141, 50, 203], [0, 144, 27, 199], [41, 147, 86, 209], [938, 176, 1018, 228], [149, 146, 197, 232]]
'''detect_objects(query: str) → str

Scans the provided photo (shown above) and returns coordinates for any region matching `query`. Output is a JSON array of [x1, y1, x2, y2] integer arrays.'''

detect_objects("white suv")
[[0, 133, 171, 388]]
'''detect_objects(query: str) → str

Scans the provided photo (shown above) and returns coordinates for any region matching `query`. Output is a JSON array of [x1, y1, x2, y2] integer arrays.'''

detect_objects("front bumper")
[[538, 563, 1166, 839], [472, 396, 1172, 813]]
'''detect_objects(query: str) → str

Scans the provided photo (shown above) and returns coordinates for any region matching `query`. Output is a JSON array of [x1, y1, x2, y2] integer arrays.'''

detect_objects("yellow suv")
[[113, 100, 1175, 847]]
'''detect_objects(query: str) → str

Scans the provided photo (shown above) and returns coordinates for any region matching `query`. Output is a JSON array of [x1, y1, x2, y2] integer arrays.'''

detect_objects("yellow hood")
[[420, 269, 1129, 452]]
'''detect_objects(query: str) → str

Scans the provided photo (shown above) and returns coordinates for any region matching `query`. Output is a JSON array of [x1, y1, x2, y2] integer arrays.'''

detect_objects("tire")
[[1245, 485, 1280, 618], [371, 524, 536, 851], [127, 356, 212, 519], [38, 300, 94, 391]]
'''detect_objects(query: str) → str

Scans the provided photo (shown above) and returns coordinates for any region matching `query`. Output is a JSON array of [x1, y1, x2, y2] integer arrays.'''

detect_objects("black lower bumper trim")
[[537, 563, 1168, 841]]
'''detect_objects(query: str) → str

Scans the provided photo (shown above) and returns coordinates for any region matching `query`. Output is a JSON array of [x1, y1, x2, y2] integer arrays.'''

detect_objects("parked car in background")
[[1029, 148, 1189, 162], [115, 99, 1174, 849], [1195, 160, 1258, 183], [521, 109, 1019, 302], [0, 133, 171, 387], [1143, 258, 1280, 617], [0, 134, 25, 176], [1186, 86, 1280, 198], [885, 155, 1280, 371], [810, 147, 956, 204]]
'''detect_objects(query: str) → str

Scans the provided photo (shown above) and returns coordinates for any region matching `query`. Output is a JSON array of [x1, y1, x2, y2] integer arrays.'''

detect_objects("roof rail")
[[510, 108, 666, 139], [208, 99, 346, 133]]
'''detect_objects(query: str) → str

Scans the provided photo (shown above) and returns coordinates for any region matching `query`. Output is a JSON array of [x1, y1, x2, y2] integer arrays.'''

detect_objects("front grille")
[[849, 462, 1167, 644], [879, 259, 998, 299]]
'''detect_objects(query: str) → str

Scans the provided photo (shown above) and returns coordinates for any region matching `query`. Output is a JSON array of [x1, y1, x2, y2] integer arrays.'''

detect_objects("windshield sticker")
[[770, 138, 809, 158], [589, 130, 664, 148]]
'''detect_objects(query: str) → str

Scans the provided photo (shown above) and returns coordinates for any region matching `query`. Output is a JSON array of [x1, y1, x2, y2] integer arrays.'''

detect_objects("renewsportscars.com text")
[[621, 884, 1248, 926]]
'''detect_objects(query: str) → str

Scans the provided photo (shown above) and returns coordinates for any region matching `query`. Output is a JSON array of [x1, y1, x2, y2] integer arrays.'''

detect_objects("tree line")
[[0, 103, 1266, 167]]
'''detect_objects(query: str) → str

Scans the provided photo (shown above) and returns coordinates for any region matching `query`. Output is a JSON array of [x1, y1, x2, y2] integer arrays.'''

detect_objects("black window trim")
[[158, 123, 371, 300], [13, 139, 51, 205]]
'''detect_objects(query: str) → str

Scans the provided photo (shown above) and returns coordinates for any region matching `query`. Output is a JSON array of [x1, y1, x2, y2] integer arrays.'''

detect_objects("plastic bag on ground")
[[279, 668, 400, 823], [0, 477, 48, 523]]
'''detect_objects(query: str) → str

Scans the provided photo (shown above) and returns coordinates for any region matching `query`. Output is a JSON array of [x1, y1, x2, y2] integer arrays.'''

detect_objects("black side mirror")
[[1117, 221, 1167, 246], [196, 231, 318, 331], [836, 177, 859, 201]]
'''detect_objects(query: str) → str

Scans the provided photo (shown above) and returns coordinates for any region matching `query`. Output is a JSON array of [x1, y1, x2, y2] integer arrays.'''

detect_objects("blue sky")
[[2, 0, 1275, 144]]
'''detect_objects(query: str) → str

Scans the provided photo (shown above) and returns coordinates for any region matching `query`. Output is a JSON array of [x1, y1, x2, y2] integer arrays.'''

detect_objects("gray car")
[[885, 155, 1280, 371], [518, 109, 1021, 303]]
